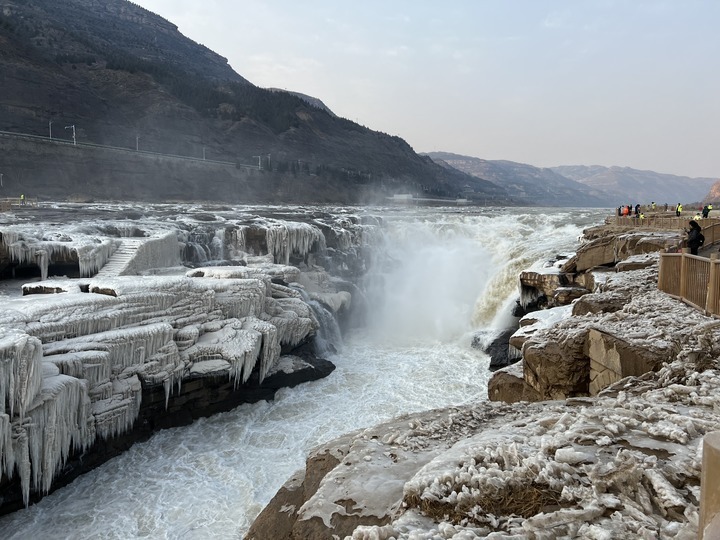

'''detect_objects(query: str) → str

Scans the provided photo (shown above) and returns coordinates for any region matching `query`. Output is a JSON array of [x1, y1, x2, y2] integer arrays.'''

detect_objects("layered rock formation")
[[490, 225, 686, 404]]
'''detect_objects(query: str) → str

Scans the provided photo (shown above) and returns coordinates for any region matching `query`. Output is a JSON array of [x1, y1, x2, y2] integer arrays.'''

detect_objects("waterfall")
[[308, 299, 343, 356], [292, 287, 343, 356]]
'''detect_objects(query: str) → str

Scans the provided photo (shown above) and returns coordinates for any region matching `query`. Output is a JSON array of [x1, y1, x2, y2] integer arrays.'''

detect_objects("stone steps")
[[95, 239, 145, 277]]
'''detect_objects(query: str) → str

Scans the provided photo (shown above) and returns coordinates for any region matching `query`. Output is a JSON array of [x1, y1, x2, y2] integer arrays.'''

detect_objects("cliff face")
[[0, 0, 508, 204], [705, 180, 720, 202]]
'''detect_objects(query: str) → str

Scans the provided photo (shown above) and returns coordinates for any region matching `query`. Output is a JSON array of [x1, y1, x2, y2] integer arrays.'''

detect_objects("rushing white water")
[[0, 206, 608, 539]]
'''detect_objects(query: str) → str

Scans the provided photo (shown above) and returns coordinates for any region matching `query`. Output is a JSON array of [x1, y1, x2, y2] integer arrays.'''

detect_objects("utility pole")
[[253, 155, 262, 170], [49, 120, 53, 139], [65, 124, 76, 145], [203, 147, 206, 160], [0, 173, 3, 187], [136, 135, 140, 151]]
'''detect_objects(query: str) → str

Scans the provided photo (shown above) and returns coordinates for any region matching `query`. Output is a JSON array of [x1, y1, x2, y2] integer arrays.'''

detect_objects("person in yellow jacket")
[[676, 203, 683, 217]]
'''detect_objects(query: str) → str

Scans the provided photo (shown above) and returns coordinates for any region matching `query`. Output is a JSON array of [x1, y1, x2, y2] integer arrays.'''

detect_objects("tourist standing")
[[686, 220, 704, 255]]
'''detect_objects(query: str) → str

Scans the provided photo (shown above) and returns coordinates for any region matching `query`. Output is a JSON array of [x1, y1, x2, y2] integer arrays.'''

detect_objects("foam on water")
[[1, 338, 488, 539], [0, 206, 609, 539]]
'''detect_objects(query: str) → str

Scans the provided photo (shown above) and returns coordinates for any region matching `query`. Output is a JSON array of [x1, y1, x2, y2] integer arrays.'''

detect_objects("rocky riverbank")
[[246, 223, 718, 539]]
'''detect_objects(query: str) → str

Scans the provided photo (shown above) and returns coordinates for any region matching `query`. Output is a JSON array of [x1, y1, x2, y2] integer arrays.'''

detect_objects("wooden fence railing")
[[607, 215, 720, 230], [658, 250, 720, 315]]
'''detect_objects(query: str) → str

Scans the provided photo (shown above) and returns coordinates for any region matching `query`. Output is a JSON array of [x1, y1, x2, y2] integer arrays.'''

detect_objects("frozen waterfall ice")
[[0, 205, 371, 508]]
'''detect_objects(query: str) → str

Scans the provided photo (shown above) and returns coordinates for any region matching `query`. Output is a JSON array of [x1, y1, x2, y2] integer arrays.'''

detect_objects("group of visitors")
[[616, 202, 716, 255], [617, 204, 645, 218], [620, 202, 715, 218]]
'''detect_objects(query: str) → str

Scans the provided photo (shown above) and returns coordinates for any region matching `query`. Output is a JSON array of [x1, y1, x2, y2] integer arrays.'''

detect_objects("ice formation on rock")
[[0, 209, 362, 508], [0, 267, 328, 504], [1, 229, 121, 280], [265, 221, 326, 265], [296, 345, 718, 539]]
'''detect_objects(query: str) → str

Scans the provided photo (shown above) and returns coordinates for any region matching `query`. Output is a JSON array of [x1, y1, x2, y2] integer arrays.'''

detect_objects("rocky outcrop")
[[569, 230, 680, 272], [492, 263, 707, 403], [501, 226, 691, 404], [586, 328, 667, 395], [522, 324, 590, 399], [248, 351, 720, 539], [247, 222, 720, 539]]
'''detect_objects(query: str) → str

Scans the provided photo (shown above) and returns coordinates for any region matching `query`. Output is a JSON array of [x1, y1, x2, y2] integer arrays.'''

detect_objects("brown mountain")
[[0, 0, 508, 204], [704, 180, 720, 203]]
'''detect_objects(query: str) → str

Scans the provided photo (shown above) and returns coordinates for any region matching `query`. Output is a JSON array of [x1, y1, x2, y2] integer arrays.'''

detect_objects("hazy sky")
[[133, 0, 720, 178]]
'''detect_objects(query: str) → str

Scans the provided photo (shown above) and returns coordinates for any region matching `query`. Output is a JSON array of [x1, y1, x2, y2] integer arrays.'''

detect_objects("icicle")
[[265, 222, 324, 265], [11, 419, 31, 506], [0, 331, 44, 419], [35, 250, 49, 281], [0, 412, 13, 480], [241, 317, 280, 383]]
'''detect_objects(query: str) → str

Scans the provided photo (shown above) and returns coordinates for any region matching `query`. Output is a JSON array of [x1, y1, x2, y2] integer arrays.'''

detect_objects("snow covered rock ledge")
[[498, 262, 715, 402], [0, 265, 344, 514], [247, 353, 720, 539]]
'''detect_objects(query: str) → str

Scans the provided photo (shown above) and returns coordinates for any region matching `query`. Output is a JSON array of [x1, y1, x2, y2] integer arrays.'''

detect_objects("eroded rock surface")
[[249, 350, 720, 539]]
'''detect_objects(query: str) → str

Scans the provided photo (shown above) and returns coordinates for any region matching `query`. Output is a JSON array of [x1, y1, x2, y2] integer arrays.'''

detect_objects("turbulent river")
[[0, 206, 608, 539]]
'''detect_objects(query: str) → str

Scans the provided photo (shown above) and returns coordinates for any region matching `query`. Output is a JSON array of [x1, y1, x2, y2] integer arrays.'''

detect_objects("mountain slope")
[[426, 152, 614, 207], [0, 0, 508, 204], [552, 165, 717, 206]]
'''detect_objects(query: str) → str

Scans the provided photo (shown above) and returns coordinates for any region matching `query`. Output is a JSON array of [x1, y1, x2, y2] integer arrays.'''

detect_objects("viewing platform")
[[0, 197, 39, 212]]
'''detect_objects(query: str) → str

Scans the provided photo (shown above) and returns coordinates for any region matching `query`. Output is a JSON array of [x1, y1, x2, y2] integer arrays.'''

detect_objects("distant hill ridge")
[[551, 165, 717, 205], [426, 152, 717, 206], [426, 152, 613, 207]]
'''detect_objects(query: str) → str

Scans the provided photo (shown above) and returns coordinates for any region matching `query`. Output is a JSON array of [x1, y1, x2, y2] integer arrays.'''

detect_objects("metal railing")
[[658, 250, 720, 315]]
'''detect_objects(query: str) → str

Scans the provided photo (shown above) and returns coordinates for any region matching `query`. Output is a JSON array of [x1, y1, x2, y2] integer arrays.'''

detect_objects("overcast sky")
[[133, 0, 720, 178]]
